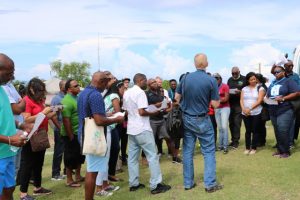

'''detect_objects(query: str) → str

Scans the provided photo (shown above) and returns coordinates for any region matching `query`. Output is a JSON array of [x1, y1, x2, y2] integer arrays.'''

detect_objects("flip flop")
[[108, 176, 123, 182], [66, 181, 81, 187], [76, 177, 85, 182]]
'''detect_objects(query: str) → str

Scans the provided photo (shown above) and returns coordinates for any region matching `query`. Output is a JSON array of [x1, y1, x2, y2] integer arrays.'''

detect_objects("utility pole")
[[98, 33, 100, 71], [258, 63, 261, 74]]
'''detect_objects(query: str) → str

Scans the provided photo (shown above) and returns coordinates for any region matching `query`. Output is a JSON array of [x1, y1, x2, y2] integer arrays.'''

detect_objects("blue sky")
[[1, 0, 300, 82]]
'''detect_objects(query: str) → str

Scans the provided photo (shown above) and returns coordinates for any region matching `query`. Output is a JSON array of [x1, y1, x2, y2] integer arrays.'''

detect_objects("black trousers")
[[108, 127, 120, 176], [209, 115, 217, 144], [243, 114, 261, 150], [19, 142, 45, 193], [229, 105, 243, 145], [117, 124, 128, 162], [257, 120, 267, 146]]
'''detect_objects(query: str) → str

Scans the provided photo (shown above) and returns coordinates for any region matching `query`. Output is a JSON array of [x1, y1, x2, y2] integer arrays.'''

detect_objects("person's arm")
[[275, 92, 299, 102], [0, 131, 27, 147], [11, 98, 26, 115], [211, 100, 220, 109], [240, 90, 249, 116], [62, 117, 74, 140], [24, 107, 52, 123], [174, 93, 181, 106], [138, 108, 160, 117], [111, 98, 121, 113], [50, 115, 61, 129], [93, 114, 124, 126], [250, 89, 265, 110]]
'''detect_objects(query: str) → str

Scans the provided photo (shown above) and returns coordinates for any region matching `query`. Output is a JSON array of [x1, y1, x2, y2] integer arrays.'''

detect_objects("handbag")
[[82, 117, 107, 156], [290, 96, 300, 112], [30, 128, 50, 152]]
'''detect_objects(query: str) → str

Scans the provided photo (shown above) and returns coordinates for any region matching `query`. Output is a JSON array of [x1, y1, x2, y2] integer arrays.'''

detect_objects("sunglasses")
[[273, 70, 283, 75], [232, 72, 239, 75], [214, 77, 221, 80], [72, 84, 80, 88]]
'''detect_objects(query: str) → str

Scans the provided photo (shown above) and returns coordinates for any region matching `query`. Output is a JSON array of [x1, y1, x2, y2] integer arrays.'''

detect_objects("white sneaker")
[[51, 175, 64, 181], [105, 185, 120, 192], [249, 150, 256, 155], [244, 150, 250, 155], [96, 190, 113, 197]]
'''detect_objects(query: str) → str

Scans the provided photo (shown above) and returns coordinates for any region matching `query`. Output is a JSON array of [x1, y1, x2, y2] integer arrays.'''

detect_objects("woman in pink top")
[[213, 73, 230, 154], [19, 78, 59, 200]]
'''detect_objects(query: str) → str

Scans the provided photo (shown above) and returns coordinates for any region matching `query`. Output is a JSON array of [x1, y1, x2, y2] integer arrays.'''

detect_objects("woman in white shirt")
[[240, 72, 265, 155]]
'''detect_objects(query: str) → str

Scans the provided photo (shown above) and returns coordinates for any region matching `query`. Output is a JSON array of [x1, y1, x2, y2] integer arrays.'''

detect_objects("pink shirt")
[[24, 96, 48, 131], [218, 83, 230, 108]]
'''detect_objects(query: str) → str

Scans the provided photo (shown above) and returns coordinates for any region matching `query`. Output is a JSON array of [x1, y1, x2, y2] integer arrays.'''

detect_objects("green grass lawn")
[[14, 122, 300, 200]]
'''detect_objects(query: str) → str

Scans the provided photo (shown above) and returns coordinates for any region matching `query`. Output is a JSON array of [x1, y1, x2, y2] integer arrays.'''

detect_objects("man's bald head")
[[231, 66, 240, 79], [194, 53, 208, 69], [0, 53, 15, 85], [91, 71, 110, 91]]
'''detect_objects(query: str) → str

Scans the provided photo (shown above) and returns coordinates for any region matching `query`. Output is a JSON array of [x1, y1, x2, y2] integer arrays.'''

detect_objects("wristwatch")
[[282, 98, 285, 102]]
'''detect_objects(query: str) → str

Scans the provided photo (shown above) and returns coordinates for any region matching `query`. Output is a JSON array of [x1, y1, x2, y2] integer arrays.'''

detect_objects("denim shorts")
[[0, 156, 16, 195]]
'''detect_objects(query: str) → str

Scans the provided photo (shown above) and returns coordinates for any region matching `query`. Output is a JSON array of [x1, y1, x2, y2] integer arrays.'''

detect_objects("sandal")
[[66, 181, 81, 187], [76, 177, 85, 182], [108, 176, 123, 182]]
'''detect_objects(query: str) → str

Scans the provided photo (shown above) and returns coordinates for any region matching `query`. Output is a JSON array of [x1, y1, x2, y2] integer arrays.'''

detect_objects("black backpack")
[[166, 106, 184, 139]]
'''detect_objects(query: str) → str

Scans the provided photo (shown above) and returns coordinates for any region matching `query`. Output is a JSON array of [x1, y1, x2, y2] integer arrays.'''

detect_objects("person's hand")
[[154, 102, 162, 108], [243, 108, 251, 116], [114, 116, 124, 124], [235, 89, 241, 94], [68, 134, 74, 141], [42, 107, 52, 115], [275, 96, 284, 103], [20, 122, 34, 133], [10, 131, 28, 147]]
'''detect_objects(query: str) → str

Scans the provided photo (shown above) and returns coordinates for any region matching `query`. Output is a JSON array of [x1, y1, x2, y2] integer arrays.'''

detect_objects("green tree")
[[162, 80, 170, 90], [50, 60, 91, 87]]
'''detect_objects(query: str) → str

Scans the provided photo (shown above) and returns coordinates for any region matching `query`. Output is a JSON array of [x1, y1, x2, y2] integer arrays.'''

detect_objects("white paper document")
[[159, 98, 168, 110], [264, 97, 278, 105], [229, 88, 238, 94], [27, 112, 46, 140], [145, 105, 159, 113], [107, 112, 125, 119]]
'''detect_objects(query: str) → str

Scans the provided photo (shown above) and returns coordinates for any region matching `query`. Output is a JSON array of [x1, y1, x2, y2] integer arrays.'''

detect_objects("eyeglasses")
[[273, 70, 283, 75], [150, 81, 156, 85], [72, 84, 80, 88], [214, 77, 220, 80], [232, 72, 239, 75]]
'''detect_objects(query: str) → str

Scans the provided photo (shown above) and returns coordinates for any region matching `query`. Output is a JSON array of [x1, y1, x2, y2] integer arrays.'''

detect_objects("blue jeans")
[[128, 131, 162, 190], [182, 114, 217, 189], [215, 107, 230, 149], [52, 129, 65, 177], [270, 109, 294, 154]]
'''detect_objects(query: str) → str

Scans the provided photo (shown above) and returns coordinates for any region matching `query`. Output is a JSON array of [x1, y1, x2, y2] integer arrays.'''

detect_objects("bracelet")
[[8, 136, 11, 146]]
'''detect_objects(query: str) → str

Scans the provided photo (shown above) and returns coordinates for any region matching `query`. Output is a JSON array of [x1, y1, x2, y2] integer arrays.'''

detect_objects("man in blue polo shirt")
[[0, 53, 28, 200], [176, 53, 223, 193], [77, 71, 124, 200]]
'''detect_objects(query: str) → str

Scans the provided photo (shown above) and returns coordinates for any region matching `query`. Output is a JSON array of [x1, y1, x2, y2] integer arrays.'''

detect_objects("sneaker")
[[172, 157, 182, 164], [20, 195, 35, 200], [279, 153, 290, 158], [244, 149, 250, 155], [33, 187, 52, 196], [151, 183, 171, 195], [105, 185, 120, 192], [184, 183, 196, 191], [223, 148, 228, 154], [51, 175, 64, 181], [249, 150, 256, 155], [205, 184, 224, 193], [289, 145, 295, 150], [216, 147, 223, 151], [96, 190, 113, 197], [272, 152, 281, 157], [129, 183, 145, 192]]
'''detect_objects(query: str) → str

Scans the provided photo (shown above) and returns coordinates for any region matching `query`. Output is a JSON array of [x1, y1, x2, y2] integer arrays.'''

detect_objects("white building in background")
[[293, 45, 300, 74]]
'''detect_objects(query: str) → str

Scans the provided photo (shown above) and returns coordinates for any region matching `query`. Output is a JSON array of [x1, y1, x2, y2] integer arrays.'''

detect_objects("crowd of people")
[[1, 52, 300, 200]]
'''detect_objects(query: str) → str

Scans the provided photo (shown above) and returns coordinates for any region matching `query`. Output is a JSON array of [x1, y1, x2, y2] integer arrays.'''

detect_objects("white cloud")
[[30, 64, 52, 79], [229, 43, 284, 80]]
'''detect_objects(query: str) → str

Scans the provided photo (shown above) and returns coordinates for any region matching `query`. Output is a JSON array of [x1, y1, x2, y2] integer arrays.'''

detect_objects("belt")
[[183, 112, 207, 117]]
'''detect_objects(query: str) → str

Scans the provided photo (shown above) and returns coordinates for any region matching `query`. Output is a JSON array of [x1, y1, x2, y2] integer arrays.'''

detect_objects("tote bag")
[[82, 117, 107, 156]]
